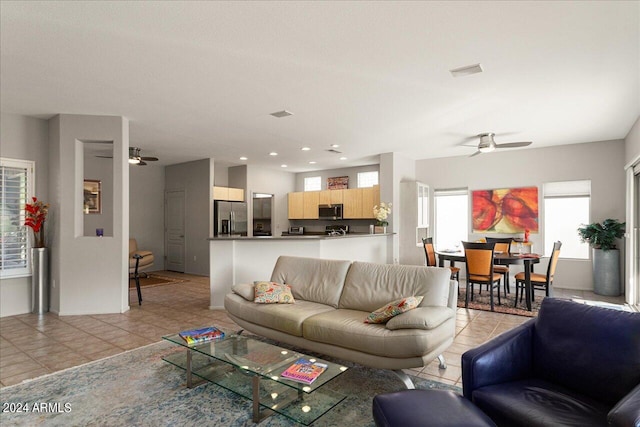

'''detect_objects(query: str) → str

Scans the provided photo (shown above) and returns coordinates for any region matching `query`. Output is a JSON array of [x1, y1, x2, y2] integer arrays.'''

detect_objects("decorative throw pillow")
[[254, 281, 295, 304], [364, 296, 424, 324], [232, 283, 256, 301]]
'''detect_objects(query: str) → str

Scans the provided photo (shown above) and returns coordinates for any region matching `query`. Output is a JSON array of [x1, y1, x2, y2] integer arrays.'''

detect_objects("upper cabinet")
[[303, 192, 320, 219], [213, 186, 245, 202], [289, 186, 378, 220], [319, 189, 343, 205], [288, 192, 304, 219]]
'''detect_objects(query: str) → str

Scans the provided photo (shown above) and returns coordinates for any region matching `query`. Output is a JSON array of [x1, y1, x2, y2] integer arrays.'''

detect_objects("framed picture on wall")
[[471, 186, 538, 233], [83, 179, 101, 214], [327, 176, 349, 190]]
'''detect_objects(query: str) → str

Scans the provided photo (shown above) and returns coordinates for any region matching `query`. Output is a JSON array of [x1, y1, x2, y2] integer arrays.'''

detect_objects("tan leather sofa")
[[224, 256, 457, 388]]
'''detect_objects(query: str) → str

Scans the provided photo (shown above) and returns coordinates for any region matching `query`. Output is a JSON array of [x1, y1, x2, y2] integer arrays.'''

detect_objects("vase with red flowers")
[[25, 197, 49, 248], [25, 197, 50, 313]]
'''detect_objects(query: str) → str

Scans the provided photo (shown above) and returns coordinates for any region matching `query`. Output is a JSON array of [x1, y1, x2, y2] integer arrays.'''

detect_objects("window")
[[357, 171, 379, 188], [0, 158, 34, 278], [543, 180, 590, 259], [304, 176, 321, 191], [434, 189, 468, 250]]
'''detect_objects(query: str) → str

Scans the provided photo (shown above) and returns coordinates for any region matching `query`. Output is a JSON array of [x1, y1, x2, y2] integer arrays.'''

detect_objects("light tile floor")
[[0, 272, 625, 388]]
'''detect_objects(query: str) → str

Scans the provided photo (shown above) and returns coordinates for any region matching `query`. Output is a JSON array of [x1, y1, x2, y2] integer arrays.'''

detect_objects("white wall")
[[49, 114, 129, 315], [165, 159, 212, 276], [295, 164, 379, 191], [130, 165, 165, 269], [0, 113, 49, 317], [413, 140, 626, 291]]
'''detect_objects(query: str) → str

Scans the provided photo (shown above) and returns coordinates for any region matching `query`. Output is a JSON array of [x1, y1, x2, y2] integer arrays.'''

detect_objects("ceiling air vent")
[[270, 110, 293, 118], [450, 63, 483, 77]]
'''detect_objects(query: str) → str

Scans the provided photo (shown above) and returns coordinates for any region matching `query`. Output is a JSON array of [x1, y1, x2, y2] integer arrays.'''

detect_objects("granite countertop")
[[208, 233, 394, 241]]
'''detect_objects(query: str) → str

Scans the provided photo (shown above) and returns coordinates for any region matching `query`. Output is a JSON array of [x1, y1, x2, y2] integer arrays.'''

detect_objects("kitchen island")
[[208, 233, 393, 308]]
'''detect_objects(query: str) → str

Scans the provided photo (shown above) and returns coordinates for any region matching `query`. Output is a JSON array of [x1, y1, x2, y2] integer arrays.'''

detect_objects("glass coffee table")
[[162, 330, 348, 425]]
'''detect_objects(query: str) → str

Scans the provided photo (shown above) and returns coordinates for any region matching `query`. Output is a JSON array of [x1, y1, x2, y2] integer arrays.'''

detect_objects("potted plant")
[[373, 202, 392, 233], [577, 218, 625, 296]]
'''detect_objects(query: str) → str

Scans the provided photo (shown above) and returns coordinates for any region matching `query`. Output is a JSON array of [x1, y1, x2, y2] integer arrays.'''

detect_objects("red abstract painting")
[[472, 187, 538, 233]]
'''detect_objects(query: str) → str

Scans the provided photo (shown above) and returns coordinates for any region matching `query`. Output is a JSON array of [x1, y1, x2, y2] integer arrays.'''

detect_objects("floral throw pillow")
[[254, 281, 295, 304], [364, 296, 424, 324]]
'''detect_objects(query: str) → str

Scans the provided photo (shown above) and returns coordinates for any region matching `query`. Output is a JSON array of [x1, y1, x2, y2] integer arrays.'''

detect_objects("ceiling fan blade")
[[469, 150, 483, 157], [140, 156, 159, 161], [137, 160, 148, 166], [495, 141, 532, 148], [95, 155, 113, 159], [459, 141, 480, 147]]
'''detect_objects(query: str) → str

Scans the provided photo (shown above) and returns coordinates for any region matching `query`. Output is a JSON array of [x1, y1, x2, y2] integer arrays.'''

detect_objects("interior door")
[[165, 189, 185, 272]]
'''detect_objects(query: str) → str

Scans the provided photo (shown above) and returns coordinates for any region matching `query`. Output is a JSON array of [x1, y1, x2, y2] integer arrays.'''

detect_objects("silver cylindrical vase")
[[592, 248, 621, 296], [31, 247, 49, 314]]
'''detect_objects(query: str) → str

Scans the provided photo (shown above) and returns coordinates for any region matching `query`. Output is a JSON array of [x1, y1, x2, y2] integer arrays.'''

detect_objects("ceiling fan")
[[128, 147, 158, 165], [464, 133, 532, 157], [95, 147, 159, 165]]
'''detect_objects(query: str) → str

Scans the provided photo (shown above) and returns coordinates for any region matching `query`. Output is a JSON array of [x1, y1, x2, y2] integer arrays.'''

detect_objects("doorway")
[[165, 189, 185, 272]]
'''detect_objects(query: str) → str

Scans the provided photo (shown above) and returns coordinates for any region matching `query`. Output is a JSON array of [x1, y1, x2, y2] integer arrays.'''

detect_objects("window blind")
[[0, 158, 33, 278]]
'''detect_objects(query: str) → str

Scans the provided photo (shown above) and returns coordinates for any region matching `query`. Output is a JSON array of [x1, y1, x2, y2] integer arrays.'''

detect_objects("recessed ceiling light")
[[309, 161, 317, 164], [270, 110, 293, 118], [339, 157, 347, 160], [269, 152, 278, 156], [330, 144, 340, 148], [281, 164, 287, 168], [301, 147, 311, 151], [450, 63, 483, 77], [239, 156, 248, 161]]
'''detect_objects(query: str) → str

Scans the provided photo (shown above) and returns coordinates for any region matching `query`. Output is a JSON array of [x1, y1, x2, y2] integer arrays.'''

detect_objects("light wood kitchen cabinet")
[[343, 186, 379, 218], [319, 189, 343, 205], [228, 187, 245, 202], [288, 192, 304, 219], [343, 188, 363, 218], [362, 186, 379, 219], [213, 186, 244, 202], [288, 186, 378, 219], [303, 191, 320, 219]]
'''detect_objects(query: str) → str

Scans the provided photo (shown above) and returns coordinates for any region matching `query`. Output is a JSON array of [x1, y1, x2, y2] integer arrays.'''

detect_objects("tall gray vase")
[[592, 248, 621, 296], [31, 247, 49, 314]]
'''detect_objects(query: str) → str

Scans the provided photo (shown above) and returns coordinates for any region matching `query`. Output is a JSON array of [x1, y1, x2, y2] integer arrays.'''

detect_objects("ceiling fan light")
[[479, 145, 495, 153], [129, 157, 141, 164]]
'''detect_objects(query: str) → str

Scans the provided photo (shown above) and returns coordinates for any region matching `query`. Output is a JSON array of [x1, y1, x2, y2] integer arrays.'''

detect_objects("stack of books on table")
[[281, 358, 328, 384], [179, 326, 225, 345]]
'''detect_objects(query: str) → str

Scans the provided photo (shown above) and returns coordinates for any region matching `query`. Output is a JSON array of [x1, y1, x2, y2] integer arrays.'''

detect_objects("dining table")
[[436, 250, 541, 311]]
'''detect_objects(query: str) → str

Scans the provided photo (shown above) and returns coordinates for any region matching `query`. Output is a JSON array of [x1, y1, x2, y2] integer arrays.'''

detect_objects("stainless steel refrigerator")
[[214, 201, 248, 236]]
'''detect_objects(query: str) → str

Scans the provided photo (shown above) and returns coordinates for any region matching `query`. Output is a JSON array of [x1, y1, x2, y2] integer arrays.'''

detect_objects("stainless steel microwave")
[[318, 204, 343, 220]]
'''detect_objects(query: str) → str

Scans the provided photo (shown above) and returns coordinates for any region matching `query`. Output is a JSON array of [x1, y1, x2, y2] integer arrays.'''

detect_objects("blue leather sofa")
[[462, 298, 640, 427]]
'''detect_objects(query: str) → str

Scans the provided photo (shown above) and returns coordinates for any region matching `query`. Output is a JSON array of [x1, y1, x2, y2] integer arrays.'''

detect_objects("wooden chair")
[[129, 238, 154, 305], [463, 241, 502, 311], [422, 238, 460, 282], [485, 237, 513, 297], [515, 241, 562, 305]]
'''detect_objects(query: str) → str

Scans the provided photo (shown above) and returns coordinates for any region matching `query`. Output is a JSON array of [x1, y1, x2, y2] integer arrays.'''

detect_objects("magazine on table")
[[281, 358, 328, 384], [179, 326, 225, 345]]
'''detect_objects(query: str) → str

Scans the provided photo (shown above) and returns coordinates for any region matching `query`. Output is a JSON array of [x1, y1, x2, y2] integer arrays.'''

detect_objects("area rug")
[[128, 273, 185, 289], [457, 286, 541, 317], [0, 339, 459, 427]]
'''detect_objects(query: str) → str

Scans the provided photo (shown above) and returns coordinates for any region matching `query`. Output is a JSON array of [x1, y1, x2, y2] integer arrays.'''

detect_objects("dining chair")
[[462, 241, 502, 311], [485, 237, 513, 297], [515, 241, 562, 306], [422, 238, 460, 283]]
